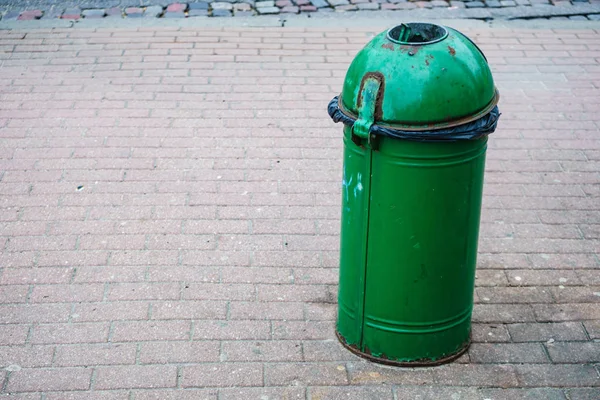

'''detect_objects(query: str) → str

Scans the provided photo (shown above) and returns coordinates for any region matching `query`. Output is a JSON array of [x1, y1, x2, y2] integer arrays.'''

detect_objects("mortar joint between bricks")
[[24, 324, 34, 345], [102, 282, 110, 302], [581, 321, 593, 340], [107, 321, 115, 342], [88, 368, 97, 391], [175, 365, 183, 388], [187, 319, 200, 344], [135, 343, 142, 365], [178, 281, 185, 300], [69, 303, 77, 322], [1, 370, 11, 393], [25, 284, 34, 304], [540, 341, 553, 363], [50, 346, 57, 367]]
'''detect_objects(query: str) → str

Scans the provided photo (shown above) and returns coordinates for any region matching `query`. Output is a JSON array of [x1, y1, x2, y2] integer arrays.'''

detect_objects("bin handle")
[[353, 73, 384, 142]]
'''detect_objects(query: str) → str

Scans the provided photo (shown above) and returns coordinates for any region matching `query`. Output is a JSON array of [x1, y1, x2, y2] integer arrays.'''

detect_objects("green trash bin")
[[328, 23, 500, 366]]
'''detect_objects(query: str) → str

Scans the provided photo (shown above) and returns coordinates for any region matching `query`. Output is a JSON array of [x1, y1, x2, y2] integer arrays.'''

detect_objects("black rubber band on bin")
[[327, 96, 500, 142]]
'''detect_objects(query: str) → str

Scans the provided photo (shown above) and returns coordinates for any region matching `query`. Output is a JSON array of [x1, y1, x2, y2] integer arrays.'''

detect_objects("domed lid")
[[339, 23, 499, 132]]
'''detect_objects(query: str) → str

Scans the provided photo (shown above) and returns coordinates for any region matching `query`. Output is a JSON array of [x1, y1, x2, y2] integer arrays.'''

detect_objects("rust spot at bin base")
[[381, 43, 394, 51], [448, 45, 456, 56], [335, 330, 470, 368]]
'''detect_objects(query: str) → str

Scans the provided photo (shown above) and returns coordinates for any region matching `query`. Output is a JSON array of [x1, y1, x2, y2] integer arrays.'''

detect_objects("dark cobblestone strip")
[[1, 0, 600, 20]]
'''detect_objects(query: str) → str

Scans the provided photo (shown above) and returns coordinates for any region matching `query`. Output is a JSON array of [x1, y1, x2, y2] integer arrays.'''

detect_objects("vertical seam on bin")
[[357, 144, 374, 349]]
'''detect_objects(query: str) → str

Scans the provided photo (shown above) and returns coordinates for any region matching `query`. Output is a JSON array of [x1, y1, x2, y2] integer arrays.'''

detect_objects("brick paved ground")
[[0, 20, 599, 398]]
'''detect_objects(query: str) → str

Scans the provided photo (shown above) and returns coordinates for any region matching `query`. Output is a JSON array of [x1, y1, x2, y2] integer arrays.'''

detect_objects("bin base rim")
[[335, 330, 470, 367]]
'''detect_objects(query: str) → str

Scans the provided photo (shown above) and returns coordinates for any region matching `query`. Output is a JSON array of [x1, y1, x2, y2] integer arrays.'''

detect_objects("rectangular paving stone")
[[357, 3, 380, 8], [583, 320, 600, 339], [62, 8, 81, 19], [266, 362, 348, 386], [469, 343, 550, 363], [434, 364, 519, 387], [546, 342, 600, 363], [256, 6, 280, 13], [394, 387, 479, 400], [54, 343, 137, 367], [7, 368, 92, 392], [139, 341, 220, 364], [189, 2, 210, 9], [508, 322, 588, 342], [82, 9, 105, 18], [164, 11, 186, 17], [95, 365, 177, 389], [465, 1, 485, 6], [0, 345, 54, 368], [17, 10, 43, 20], [479, 388, 568, 400], [144, 6, 164, 17], [182, 363, 263, 387], [105, 7, 122, 16], [220, 388, 304, 400], [347, 361, 433, 385], [515, 364, 600, 387], [566, 388, 600, 400], [167, 3, 188, 12], [3, 11, 20, 20]]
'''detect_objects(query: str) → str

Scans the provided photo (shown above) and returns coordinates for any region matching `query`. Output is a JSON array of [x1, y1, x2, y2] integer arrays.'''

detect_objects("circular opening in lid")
[[387, 23, 448, 45]]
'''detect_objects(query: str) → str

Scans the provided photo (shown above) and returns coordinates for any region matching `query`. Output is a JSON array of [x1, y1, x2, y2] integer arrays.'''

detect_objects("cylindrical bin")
[[328, 22, 500, 366]]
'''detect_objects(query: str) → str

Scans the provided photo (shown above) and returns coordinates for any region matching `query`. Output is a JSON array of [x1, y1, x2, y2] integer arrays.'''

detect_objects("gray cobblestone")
[[2, 10, 19, 20], [357, 2, 380, 7], [328, 0, 349, 5], [188, 9, 209, 15], [335, 3, 358, 8], [465, 1, 485, 6], [189, 1, 209, 9], [144, 5, 164, 17], [234, 2, 252, 10], [212, 8, 232, 15], [256, 5, 280, 11], [255, 0, 275, 6], [163, 10, 185, 16], [105, 7, 122, 16], [82, 9, 105, 18], [212, 2, 233, 9]]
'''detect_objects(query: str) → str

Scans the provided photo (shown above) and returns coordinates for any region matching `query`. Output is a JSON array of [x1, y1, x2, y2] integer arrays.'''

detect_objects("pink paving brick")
[[94, 365, 177, 389], [166, 3, 187, 12], [6, 368, 92, 392]]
